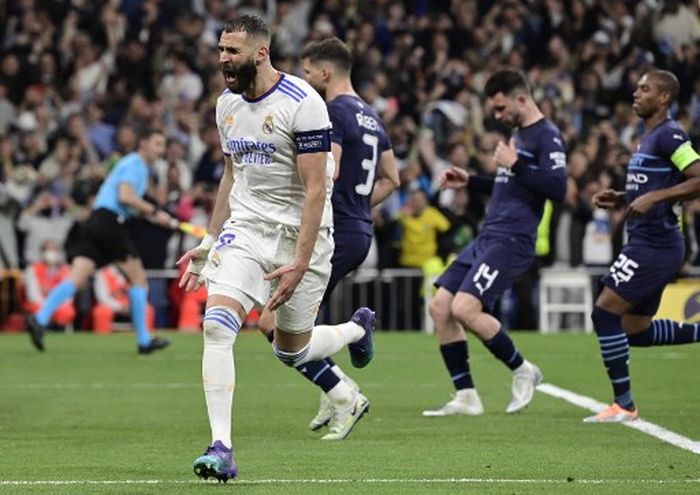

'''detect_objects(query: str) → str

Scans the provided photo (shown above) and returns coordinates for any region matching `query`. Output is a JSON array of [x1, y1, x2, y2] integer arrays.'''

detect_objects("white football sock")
[[330, 364, 347, 381], [302, 321, 364, 363], [326, 379, 355, 407], [202, 306, 241, 449]]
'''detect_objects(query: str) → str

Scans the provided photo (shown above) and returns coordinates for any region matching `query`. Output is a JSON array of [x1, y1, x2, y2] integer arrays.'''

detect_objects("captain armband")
[[671, 141, 700, 171], [294, 129, 331, 154]]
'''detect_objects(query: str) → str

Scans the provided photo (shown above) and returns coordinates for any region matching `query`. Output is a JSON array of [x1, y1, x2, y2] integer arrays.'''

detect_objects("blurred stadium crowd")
[[0, 0, 699, 330]]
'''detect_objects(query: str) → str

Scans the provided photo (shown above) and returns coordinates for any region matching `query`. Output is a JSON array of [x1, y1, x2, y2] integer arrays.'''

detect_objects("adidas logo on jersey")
[[226, 114, 234, 125]]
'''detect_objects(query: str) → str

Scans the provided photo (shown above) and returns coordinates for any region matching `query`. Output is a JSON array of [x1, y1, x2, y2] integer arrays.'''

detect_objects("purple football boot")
[[348, 307, 376, 368], [192, 440, 237, 483]]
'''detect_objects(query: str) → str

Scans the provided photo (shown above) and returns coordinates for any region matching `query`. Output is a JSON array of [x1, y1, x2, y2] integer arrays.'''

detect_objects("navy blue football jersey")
[[480, 118, 567, 247], [625, 118, 698, 245], [327, 95, 392, 236]]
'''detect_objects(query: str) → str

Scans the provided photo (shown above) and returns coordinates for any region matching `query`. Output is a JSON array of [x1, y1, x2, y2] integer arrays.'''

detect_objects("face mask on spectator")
[[43, 249, 62, 266]]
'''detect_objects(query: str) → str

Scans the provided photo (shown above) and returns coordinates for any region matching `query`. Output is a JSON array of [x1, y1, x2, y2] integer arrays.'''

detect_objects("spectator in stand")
[[85, 100, 117, 159], [23, 240, 75, 329], [16, 190, 75, 265], [398, 188, 450, 269]]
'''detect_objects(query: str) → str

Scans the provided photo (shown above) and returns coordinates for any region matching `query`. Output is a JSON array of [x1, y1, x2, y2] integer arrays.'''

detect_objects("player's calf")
[[628, 319, 700, 347]]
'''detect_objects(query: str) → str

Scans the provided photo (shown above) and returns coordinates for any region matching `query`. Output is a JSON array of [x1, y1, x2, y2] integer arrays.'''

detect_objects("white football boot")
[[321, 391, 370, 441], [422, 388, 484, 417], [308, 376, 360, 431], [505, 360, 543, 414]]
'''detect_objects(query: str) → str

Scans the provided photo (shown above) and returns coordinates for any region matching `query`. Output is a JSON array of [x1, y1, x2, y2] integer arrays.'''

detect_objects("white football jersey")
[[216, 73, 334, 228]]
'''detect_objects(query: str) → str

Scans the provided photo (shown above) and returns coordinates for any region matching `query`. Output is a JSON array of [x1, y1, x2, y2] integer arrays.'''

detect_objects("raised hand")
[[440, 166, 469, 190]]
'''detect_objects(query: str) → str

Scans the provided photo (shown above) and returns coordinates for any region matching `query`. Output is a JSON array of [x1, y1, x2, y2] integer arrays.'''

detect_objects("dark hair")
[[646, 69, 679, 103], [137, 127, 164, 142], [222, 15, 270, 42], [300, 37, 353, 73], [484, 68, 531, 98]]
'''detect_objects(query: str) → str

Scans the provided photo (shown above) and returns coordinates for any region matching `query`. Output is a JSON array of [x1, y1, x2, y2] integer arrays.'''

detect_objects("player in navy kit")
[[424, 69, 567, 417], [584, 70, 700, 423], [257, 37, 399, 434]]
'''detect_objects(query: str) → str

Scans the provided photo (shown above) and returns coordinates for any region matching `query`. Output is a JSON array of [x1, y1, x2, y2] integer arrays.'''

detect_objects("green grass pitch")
[[0, 330, 699, 494]]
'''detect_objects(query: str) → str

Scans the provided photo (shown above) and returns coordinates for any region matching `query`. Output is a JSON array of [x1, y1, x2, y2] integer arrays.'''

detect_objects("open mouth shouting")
[[221, 65, 237, 84]]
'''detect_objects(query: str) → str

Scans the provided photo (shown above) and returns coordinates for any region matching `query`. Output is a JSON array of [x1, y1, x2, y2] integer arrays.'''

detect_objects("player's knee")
[[621, 314, 651, 335], [272, 343, 310, 367], [428, 297, 450, 323], [591, 306, 620, 333], [202, 306, 241, 345], [450, 298, 479, 327]]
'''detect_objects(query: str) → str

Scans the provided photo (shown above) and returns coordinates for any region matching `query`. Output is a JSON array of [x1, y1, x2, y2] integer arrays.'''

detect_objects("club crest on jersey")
[[225, 114, 234, 126], [262, 115, 275, 134]]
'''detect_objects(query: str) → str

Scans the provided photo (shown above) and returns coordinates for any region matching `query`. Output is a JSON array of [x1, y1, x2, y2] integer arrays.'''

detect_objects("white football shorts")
[[202, 219, 333, 333]]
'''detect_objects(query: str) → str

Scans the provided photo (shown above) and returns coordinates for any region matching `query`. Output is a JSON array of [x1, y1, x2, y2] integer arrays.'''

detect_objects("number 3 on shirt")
[[354, 133, 378, 196]]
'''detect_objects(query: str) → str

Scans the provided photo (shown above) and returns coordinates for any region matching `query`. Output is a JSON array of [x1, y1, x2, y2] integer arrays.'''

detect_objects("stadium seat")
[[538, 267, 593, 333]]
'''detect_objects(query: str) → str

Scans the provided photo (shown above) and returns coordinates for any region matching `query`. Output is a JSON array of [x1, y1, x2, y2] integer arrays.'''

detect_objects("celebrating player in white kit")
[[178, 15, 376, 483]]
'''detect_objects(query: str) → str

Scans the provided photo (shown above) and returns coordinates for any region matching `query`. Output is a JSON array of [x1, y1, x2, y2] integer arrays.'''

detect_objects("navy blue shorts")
[[322, 230, 372, 305], [435, 234, 534, 311], [600, 240, 684, 315]]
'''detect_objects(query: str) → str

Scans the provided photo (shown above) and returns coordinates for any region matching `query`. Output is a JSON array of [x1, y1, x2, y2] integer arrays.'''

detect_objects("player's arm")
[[370, 149, 400, 207], [627, 139, 700, 218], [593, 189, 626, 209], [294, 152, 327, 268], [177, 157, 234, 291], [205, 155, 234, 237], [495, 135, 567, 201], [265, 87, 332, 309], [440, 166, 495, 194], [265, 150, 327, 311]]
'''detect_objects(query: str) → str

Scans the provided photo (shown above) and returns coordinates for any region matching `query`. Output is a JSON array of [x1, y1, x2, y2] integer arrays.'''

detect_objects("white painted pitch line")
[[537, 383, 700, 455], [0, 383, 200, 390], [1, 478, 699, 486]]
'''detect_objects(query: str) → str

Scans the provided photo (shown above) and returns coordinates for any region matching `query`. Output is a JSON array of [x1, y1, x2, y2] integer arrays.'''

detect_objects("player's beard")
[[508, 109, 523, 129], [222, 58, 258, 94], [308, 80, 326, 99], [633, 101, 653, 119]]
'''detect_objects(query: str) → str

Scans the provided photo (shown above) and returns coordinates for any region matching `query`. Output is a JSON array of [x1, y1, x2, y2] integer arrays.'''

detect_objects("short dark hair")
[[136, 127, 164, 142], [484, 69, 531, 98], [646, 69, 679, 103], [222, 15, 270, 43], [300, 37, 353, 73]]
